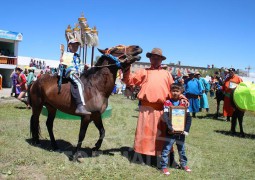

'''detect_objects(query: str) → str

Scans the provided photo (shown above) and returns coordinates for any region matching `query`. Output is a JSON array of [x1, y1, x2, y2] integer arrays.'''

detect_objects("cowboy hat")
[[194, 71, 200, 75], [188, 70, 195, 74], [146, 48, 166, 60], [228, 68, 236, 72]]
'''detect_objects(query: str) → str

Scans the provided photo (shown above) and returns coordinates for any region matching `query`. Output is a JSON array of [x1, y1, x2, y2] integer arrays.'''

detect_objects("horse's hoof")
[[92, 151, 100, 157], [73, 152, 83, 162], [91, 147, 99, 151], [240, 133, 245, 138]]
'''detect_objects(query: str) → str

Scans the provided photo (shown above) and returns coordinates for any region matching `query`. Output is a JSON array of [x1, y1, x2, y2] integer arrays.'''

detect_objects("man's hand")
[[180, 99, 190, 107]]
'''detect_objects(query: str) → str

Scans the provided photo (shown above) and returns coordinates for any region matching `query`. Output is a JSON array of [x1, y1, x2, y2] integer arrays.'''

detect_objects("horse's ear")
[[97, 48, 107, 54]]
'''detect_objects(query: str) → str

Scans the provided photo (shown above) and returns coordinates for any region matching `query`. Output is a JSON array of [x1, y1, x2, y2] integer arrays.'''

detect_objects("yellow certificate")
[[62, 52, 74, 66], [169, 106, 187, 133]]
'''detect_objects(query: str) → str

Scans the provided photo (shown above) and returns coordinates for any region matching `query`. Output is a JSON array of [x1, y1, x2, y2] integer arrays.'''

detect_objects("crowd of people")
[[9, 65, 55, 109], [29, 59, 47, 70]]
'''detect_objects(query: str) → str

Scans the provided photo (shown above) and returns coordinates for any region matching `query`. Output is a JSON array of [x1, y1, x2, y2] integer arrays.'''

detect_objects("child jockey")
[[60, 38, 91, 115]]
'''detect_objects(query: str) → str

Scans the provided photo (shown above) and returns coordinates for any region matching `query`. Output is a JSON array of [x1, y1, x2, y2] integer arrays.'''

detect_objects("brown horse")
[[30, 45, 142, 159]]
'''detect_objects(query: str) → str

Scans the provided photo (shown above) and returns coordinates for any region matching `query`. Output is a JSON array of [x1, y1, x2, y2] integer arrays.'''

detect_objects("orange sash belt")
[[141, 101, 163, 111]]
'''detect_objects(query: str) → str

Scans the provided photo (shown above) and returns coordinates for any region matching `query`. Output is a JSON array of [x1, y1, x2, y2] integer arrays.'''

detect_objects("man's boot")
[[75, 104, 91, 115]]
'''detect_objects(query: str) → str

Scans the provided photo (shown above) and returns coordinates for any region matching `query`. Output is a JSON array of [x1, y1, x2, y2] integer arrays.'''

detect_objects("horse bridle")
[[105, 45, 130, 60], [93, 45, 132, 68]]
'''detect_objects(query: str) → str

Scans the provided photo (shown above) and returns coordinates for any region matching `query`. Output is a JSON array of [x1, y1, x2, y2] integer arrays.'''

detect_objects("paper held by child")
[[61, 52, 74, 66]]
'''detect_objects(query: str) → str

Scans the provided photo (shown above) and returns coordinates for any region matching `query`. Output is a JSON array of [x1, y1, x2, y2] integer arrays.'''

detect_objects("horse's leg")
[[30, 105, 43, 145], [231, 110, 237, 135], [238, 110, 245, 137], [45, 105, 58, 150], [73, 116, 91, 160], [92, 113, 105, 151]]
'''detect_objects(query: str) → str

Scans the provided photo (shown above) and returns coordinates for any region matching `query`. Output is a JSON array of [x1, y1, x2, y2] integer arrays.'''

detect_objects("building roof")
[[0, 30, 23, 41]]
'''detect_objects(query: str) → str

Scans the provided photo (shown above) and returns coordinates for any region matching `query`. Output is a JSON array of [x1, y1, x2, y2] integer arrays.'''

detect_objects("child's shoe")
[[182, 166, 192, 172], [162, 168, 170, 176]]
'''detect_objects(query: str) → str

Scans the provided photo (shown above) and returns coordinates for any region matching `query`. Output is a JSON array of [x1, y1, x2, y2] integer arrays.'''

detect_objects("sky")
[[1, 0, 255, 72]]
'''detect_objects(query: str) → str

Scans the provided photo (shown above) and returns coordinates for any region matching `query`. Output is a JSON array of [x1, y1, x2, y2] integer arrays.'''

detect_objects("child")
[[60, 38, 91, 115], [160, 83, 192, 175]]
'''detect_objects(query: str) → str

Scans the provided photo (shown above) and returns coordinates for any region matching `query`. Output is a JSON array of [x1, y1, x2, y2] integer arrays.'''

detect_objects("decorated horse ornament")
[[29, 45, 142, 160]]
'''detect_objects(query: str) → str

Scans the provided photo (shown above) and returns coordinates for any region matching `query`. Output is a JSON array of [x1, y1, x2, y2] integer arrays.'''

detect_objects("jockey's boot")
[[75, 105, 91, 115]]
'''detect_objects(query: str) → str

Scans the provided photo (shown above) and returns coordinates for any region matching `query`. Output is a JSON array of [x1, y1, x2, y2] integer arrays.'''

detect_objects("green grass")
[[0, 96, 255, 179]]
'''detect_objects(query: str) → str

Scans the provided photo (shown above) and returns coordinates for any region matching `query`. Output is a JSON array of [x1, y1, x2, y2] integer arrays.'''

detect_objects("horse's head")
[[97, 45, 143, 69]]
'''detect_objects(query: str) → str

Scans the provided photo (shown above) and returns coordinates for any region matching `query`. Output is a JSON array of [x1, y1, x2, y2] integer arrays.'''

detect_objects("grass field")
[[0, 95, 255, 179]]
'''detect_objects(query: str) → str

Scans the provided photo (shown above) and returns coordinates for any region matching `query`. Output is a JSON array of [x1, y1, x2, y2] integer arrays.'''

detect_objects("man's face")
[[68, 42, 80, 53], [150, 54, 163, 68], [229, 70, 234, 77]]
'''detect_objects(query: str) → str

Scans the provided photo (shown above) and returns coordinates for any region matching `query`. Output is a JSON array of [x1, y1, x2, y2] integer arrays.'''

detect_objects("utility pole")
[[245, 65, 252, 77]]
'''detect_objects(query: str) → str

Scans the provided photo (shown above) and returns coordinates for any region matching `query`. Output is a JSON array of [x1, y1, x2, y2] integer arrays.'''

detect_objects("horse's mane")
[[81, 56, 103, 77], [81, 55, 110, 78]]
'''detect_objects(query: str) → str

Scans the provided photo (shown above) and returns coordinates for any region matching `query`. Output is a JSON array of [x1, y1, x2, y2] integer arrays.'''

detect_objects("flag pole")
[[91, 26, 98, 67]]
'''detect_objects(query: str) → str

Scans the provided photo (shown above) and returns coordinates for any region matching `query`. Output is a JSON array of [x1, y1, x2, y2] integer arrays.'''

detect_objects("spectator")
[[184, 71, 203, 118], [33, 60, 36, 67], [42, 61, 46, 70], [10, 68, 19, 97], [26, 68, 36, 109], [37, 70, 44, 79], [36, 60, 39, 69], [24, 68, 29, 76], [15, 67, 29, 108], [221, 68, 243, 121], [39, 60, 42, 69], [195, 72, 209, 113], [29, 59, 33, 67]]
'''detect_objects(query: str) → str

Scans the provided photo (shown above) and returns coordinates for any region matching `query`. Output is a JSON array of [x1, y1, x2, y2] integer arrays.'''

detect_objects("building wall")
[[131, 62, 208, 75], [17, 56, 59, 68]]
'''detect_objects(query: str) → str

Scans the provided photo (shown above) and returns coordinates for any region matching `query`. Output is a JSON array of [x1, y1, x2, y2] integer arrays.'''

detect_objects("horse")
[[29, 45, 142, 160]]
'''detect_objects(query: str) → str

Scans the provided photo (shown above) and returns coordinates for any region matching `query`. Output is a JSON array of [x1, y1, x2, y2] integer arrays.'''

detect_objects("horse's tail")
[[27, 84, 32, 107], [30, 114, 41, 144]]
